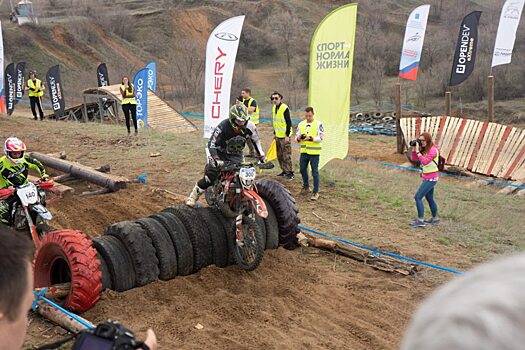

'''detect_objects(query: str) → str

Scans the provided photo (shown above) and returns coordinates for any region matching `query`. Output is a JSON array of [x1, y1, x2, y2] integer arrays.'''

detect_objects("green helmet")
[[229, 104, 249, 129]]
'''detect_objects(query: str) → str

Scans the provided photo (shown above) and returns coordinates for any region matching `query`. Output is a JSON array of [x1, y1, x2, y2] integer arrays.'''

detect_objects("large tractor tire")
[[92, 235, 135, 292], [196, 207, 229, 268], [256, 179, 300, 250], [150, 212, 194, 276], [262, 199, 279, 250], [136, 217, 178, 280], [34, 230, 102, 312], [162, 205, 212, 273], [96, 252, 112, 290], [105, 221, 159, 287]]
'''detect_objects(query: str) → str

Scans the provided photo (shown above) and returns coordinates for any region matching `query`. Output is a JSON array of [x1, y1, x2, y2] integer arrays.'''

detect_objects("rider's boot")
[[186, 183, 205, 207]]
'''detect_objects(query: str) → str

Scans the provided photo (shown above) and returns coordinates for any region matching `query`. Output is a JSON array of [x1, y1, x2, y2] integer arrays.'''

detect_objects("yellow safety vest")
[[420, 147, 439, 174], [298, 120, 322, 155], [243, 97, 259, 125], [28, 79, 44, 97], [121, 84, 137, 105], [272, 103, 291, 138]]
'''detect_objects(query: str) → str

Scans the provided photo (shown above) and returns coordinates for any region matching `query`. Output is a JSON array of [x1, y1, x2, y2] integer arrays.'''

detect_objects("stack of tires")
[[92, 179, 300, 292]]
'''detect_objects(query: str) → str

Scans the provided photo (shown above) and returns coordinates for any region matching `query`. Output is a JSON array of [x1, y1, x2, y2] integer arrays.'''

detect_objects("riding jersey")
[[0, 155, 47, 188]]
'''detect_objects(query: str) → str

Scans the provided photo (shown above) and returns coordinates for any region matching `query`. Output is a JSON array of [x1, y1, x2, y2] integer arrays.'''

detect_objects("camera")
[[72, 321, 148, 350], [300, 134, 307, 140], [409, 139, 422, 147]]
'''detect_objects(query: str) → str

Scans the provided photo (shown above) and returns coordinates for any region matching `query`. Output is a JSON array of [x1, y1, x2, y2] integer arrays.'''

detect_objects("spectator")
[[120, 76, 138, 137], [410, 132, 440, 228], [402, 253, 525, 350], [295, 107, 324, 201], [241, 88, 260, 158], [271, 91, 294, 180], [25, 71, 45, 121]]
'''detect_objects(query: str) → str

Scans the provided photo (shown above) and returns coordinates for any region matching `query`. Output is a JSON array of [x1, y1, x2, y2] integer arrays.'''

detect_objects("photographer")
[[409, 132, 439, 228], [0, 226, 157, 350]]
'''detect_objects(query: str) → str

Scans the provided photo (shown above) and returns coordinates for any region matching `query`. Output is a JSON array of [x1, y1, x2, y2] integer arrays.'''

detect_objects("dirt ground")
[[3, 115, 514, 349]]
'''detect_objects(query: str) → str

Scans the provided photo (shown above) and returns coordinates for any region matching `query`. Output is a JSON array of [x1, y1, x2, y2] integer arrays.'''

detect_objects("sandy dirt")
[[3, 116, 457, 349]]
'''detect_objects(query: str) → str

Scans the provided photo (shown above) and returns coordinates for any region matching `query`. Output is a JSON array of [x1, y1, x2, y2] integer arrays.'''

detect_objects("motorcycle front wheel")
[[232, 216, 265, 271]]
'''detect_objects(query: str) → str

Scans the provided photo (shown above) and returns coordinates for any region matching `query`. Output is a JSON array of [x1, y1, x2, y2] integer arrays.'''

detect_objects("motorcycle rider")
[[0, 137, 48, 224], [186, 104, 266, 207]]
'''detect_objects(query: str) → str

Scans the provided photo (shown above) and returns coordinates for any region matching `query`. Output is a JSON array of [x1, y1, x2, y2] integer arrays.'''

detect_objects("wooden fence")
[[400, 116, 525, 181]]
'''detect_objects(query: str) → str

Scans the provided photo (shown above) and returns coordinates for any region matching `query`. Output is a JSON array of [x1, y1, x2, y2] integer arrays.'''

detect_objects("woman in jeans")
[[410, 132, 439, 228]]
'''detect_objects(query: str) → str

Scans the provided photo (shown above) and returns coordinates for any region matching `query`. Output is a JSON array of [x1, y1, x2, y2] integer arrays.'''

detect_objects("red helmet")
[[4, 137, 26, 164]]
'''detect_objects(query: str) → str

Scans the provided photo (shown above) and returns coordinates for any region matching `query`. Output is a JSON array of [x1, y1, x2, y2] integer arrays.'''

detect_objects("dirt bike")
[[0, 180, 55, 246], [205, 161, 268, 271]]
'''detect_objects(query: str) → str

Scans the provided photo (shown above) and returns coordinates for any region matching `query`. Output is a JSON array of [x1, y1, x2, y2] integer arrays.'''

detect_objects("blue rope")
[[299, 225, 465, 275], [32, 291, 95, 330]]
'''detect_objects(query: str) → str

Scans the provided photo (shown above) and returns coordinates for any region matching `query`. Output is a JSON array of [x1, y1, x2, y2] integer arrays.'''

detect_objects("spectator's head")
[[271, 92, 283, 105], [241, 88, 251, 99], [0, 228, 35, 350], [402, 254, 525, 350], [122, 76, 130, 85], [304, 107, 314, 122], [28, 71, 35, 80], [419, 132, 434, 153]]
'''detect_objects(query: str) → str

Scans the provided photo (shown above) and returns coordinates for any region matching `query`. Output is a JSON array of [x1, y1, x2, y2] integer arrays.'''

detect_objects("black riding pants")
[[30, 96, 44, 120], [122, 103, 137, 132]]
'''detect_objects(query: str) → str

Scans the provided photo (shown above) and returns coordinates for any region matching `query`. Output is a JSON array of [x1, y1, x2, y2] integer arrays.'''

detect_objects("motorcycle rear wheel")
[[232, 216, 264, 271]]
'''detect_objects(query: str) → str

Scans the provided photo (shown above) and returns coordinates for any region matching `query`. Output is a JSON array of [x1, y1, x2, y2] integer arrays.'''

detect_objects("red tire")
[[34, 230, 102, 313]]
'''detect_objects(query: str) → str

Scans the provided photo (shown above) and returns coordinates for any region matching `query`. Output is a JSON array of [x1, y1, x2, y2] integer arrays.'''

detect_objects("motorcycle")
[[205, 161, 268, 271], [0, 180, 55, 246]]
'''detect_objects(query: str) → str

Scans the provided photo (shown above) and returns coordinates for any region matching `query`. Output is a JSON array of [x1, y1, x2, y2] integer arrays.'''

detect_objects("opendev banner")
[[146, 61, 157, 93], [399, 5, 430, 81], [97, 63, 109, 87], [133, 68, 148, 128], [0, 21, 5, 113], [492, 0, 525, 68], [46, 65, 65, 119], [450, 11, 482, 86], [203, 15, 245, 138], [4, 63, 15, 116], [309, 4, 357, 169], [15, 62, 25, 105]]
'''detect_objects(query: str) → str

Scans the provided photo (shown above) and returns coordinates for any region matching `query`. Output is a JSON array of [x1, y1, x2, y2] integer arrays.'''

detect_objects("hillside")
[[2, 0, 525, 125]]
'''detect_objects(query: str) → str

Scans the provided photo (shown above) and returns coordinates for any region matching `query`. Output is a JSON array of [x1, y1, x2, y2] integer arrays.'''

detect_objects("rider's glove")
[[258, 155, 267, 163], [215, 159, 224, 168], [40, 174, 49, 181]]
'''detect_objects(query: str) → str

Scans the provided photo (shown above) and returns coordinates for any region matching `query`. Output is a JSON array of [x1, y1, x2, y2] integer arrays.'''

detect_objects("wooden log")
[[28, 152, 128, 192], [36, 300, 94, 333], [305, 235, 418, 276], [395, 83, 403, 154], [34, 283, 71, 299]]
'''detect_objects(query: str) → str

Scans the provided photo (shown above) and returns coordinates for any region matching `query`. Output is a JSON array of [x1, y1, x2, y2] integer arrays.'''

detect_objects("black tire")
[[136, 217, 178, 281], [212, 209, 236, 266], [150, 212, 194, 276], [256, 179, 300, 250], [105, 221, 159, 287], [255, 215, 267, 249], [92, 235, 135, 292], [262, 199, 279, 250], [96, 251, 112, 290], [162, 205, 213, 272], [232, 216, 265, 271], [196, 207, 229, 268]]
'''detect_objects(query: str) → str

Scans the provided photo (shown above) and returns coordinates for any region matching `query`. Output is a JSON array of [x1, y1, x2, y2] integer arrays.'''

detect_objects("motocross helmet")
[[229, 104, 249, 130], [4, 137, 26, 165]]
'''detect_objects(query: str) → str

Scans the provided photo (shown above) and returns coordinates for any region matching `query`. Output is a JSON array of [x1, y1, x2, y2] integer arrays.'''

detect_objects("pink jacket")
[[411, 145, 439, 180]]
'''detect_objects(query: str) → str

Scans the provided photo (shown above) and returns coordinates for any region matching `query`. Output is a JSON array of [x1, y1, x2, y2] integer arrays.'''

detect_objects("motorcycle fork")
[[23, 206, 40, 247]]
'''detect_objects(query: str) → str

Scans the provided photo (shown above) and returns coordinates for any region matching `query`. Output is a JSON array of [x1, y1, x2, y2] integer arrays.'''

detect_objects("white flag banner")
[[492, 0, 525, 68], [0, 21, 5, 113], [203, 15, 245, 138], [398, 5, 430, 81]]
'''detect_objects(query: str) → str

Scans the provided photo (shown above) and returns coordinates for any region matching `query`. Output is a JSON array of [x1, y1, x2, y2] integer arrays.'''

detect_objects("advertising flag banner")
[[4, 63, 15, 115], [97, 63, 109, 87], [15, 62, 25, 105], [399, 5, 431, 80], [492, 0, 525, 67], [146, 61, 157, 93], [46, 65, 65, 119], [450, 11, 482, 86], [309, 4, 357, 169], [133, 68, 148, 128], [0, 21, 5, 113], [203, 15, 245, 138]]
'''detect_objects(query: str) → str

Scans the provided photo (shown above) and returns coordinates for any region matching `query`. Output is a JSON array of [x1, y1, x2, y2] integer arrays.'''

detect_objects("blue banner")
[[133, 68, 148, 128], [145, 61, 157, 93]]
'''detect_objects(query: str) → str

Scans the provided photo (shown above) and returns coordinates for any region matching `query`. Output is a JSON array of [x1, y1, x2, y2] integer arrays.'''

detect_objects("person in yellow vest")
[[271, 91, 294, 180], [241, 88, 260, 158], [120, 76, 138, 137], [25, 71, 45, 121], [295, 107, 324, 201]]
